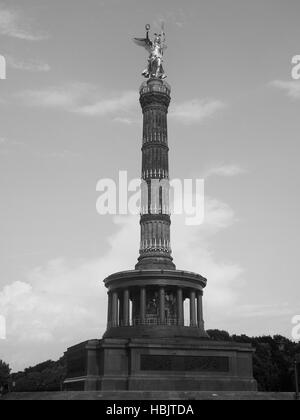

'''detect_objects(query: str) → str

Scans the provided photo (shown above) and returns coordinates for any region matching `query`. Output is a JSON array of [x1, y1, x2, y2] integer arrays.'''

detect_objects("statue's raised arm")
[[133, 24, 167, 80], [133, 24, 153, 53]]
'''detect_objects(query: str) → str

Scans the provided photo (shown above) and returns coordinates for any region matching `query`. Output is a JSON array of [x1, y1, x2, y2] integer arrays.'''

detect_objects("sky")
[[0, 0, 299, 371]]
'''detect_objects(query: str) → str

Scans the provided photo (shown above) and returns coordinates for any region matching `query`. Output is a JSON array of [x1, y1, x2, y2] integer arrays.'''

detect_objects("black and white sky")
[[0, 0, 299, 371]]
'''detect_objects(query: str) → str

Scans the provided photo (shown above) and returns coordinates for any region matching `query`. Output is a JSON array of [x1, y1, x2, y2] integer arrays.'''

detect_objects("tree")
[[207, 329, 232, 342], [206, 330, 299, 391], [11, 356, 67, 392], [0, 360, 11, 393]]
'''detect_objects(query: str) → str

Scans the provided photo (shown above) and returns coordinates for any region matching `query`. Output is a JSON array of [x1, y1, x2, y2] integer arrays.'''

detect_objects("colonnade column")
[[190, 290, 197, 327], [107, 292, 112, 328], [197, 292, 204, 330], [123, 289, 130, 326], [177, 288, 184, 326], [159, 287, 165, 324], [112, 292, 118, 327], [140, 287, 146, 324]]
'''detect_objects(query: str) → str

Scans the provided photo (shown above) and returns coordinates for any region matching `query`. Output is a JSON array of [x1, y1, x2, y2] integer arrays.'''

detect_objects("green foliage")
[[206, 329, 232, 342], [207, 330, 300, 392], [0, 360, 11, 386], [11, 357, 67, 392]]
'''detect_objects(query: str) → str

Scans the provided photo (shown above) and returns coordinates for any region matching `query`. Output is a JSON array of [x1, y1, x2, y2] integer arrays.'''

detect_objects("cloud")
[[7, 56, 50, 72], [74, 91, 138, 117], [113, 117, 136, 125], [232, 303, 294, 319], [173, 196, 241, 309], [0, 135, 80, 160], [0, 191, 244, 370], [0, 137, 25, 151], [18, 84, 138, 120], [0, 5, 48, 41], [18, 83, 91, 109], [170, 99, 226, 124], [153, 9, 188, 29], [270, 80, 300, 99], [35, 150, 81, 160], [0, 216, 139, 370], [205, 164, 246, 178], [18, 85, 224, 125]]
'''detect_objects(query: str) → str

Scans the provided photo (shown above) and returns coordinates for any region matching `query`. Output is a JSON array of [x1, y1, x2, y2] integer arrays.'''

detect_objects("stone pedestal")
[[64, 337, 257, 392]]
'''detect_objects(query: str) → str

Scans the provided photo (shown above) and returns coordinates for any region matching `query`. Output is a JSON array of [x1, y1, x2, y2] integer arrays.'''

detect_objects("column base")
[[135, 255, 176, 270], [63, 337, 257, 392]]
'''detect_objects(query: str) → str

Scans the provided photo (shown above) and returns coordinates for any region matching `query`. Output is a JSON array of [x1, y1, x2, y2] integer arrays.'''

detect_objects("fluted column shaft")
[[140, 287, 146, 324], [107, 292, 112, 328], [177, 288, 184, 326], [159, 287, 165, 324], [197, 292, 204, 329], [123, 289, 130, 326], [190, 290, 197, 327], [112, 292, 118, 327]]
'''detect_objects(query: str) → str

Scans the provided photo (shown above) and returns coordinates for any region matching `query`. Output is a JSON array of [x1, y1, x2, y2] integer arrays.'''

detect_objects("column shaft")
[[190, 290, 196, 327], [112, 292, 118, 327], [177, 288, 184, 326], [159, 287, 165, 324], [197, 293, 204, 329], [123, 289, 130, 326], [107, 292, 112, 328], [118, 296, 123, 326], [140, 287, 146, 324]]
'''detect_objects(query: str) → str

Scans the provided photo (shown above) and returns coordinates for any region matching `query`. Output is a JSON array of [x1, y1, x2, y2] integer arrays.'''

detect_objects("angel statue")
[[133, 23, 167, 79]]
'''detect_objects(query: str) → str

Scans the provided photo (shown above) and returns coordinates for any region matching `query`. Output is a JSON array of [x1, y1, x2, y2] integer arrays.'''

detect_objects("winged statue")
[[133, 24, 167, 79]]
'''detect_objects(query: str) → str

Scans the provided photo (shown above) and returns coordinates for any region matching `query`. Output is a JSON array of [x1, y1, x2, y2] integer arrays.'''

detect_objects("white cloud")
[[271, 80, 300, 99], [0, 216, 139, 370], [18, 83, 91, 109], [170, 99, 226, 124], [113, 117, 136, 125], [18, 84, 138, 120], [0, 5, 48, 41], [172, 196, 241, 309], [74, 91, 138, 116], [153, 9, 188, 29], [232, 303, 293, 319], [205, 164, 245, 178], [19, 86, 224, 125], [36, 150, 80, 159], [0, 193, 244, 370], [7, 56, 50, 72]]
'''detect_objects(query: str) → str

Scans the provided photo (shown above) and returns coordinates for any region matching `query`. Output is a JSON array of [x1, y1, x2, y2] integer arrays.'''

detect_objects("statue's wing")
[[133, 37, 152, 53]]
